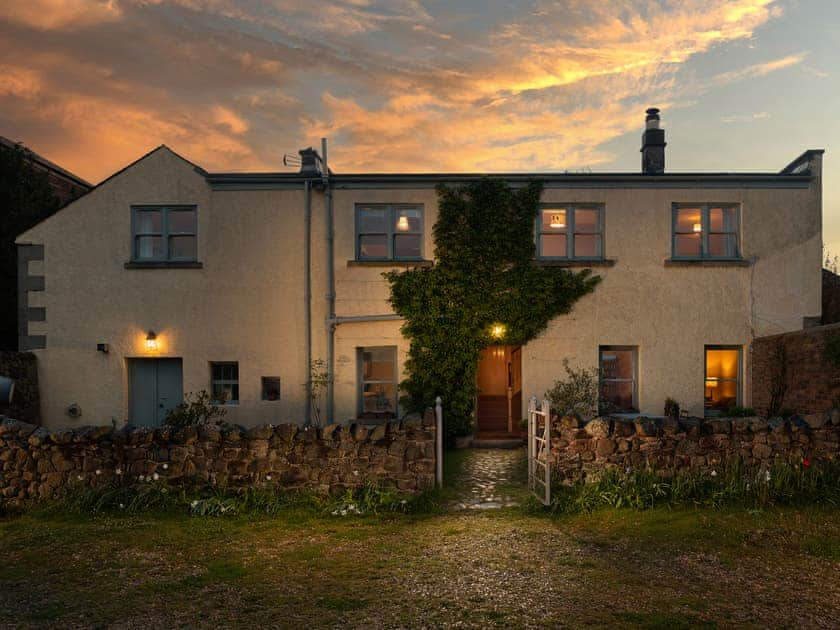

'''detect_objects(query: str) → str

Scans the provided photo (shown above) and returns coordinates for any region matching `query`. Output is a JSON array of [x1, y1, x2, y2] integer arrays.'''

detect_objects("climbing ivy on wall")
[[386, 178, 601, 438]]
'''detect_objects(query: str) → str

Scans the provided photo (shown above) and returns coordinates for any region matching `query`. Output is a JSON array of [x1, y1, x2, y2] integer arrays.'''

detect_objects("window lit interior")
[[675, 207, 702, 257], [705, 348, 740, 413]]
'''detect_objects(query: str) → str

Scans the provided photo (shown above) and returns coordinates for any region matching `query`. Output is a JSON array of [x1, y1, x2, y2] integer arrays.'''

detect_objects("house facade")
[[16, 112, 824, 431]]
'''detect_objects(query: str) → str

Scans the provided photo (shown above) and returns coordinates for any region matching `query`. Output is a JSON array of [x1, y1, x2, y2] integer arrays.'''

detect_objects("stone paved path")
[[446, 447, 528, 510]]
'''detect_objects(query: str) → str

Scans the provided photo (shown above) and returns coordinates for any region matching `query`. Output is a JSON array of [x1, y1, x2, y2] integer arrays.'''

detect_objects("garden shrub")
[[386, 178, 599, 437], [163, 390, 228, 430], [545, 359, 600, 419]]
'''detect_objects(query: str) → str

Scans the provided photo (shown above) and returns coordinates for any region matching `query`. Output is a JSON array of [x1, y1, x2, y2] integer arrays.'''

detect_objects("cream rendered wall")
[[18, 146, 821, 429], [328, 188, 440, 423], [325, 168, 821, 422], [18, 148, 309, 429]]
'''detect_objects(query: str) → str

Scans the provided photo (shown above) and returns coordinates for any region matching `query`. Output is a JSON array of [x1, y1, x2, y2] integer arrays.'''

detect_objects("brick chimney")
[[641, 108, 666, 174]]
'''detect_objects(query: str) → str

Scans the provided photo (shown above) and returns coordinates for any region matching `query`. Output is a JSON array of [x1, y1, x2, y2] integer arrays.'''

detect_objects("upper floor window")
[[356, 204, 423, 260], [672, 204, 740, 259], [132, 205, 197, 262], [537, 205, 603, 259]]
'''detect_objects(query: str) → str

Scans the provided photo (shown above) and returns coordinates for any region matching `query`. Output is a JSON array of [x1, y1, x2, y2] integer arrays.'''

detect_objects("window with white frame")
[[132, 205, 197, 262], [210, 362, 239, 405], [672, 204, 740, 259], [358, 346, 397, 418], [356, 205, 423, 260], [599, 346, 638, 414], [537, 205, 603, 259]]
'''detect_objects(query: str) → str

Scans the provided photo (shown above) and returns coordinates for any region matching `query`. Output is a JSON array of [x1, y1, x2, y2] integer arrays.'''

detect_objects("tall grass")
[[36, 478, 440, 518], [541, 458, 840, 515]]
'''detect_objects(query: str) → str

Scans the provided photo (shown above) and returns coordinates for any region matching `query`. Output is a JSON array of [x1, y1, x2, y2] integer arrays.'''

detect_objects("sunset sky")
[[1, 0, 838, 255]]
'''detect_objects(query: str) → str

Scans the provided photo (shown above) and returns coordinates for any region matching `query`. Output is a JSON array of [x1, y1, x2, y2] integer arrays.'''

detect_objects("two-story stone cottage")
[[16, 110, 824, 432]]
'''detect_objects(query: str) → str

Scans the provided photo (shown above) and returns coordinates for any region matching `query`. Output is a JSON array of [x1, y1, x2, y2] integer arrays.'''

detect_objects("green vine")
[[386, 178, 600, 437]]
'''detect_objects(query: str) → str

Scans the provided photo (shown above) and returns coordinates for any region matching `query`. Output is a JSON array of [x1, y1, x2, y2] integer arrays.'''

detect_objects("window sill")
[[535, 259, 616, 268], [124, 261, 203, 269], [664, 259, 751, 268], [347, 259, 433, 268]]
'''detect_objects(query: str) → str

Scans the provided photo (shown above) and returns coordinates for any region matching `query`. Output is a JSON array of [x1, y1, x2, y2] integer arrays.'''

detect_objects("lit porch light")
[[145, 330, 158, 351], [490, 323, 506, 339], [397, 215, 410, 231]]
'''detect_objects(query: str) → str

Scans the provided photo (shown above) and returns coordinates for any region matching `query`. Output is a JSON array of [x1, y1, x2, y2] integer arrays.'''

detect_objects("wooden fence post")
[[435, 396, 443, 487]]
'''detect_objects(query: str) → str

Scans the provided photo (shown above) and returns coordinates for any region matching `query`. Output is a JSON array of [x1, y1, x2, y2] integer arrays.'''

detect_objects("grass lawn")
[[2, 502, 839, 628]]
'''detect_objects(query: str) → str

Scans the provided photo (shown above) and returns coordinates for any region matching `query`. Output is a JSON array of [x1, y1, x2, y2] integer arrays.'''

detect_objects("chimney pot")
[[641, 107, 666, 174], [298, 147, 322, 176]]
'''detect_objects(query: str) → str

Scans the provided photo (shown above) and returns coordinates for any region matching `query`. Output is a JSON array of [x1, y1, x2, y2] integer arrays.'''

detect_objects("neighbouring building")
[[0, 136, 92, 205], [16, 110, 824, 432]]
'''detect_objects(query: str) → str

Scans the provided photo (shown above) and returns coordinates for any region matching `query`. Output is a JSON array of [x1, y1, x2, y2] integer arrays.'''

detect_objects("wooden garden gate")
[[527, 397, 551, 505]]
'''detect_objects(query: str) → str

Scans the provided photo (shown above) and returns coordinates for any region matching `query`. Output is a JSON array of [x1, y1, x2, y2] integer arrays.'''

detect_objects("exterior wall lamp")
[[490, 323, 506, 339], [145, 330, 158, 351]]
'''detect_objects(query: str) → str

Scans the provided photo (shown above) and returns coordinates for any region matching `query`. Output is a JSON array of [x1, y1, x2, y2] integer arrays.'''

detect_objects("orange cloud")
[[0, 0, 800, 181], [0, 0, 121, 30]]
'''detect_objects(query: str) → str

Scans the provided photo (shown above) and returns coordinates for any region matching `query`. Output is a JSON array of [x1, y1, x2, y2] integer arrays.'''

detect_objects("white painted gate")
[[527, 397, 551, 505]]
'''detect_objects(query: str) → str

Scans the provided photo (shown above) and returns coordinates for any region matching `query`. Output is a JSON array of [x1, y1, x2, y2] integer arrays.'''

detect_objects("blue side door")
[[129, 359, 183, 427]]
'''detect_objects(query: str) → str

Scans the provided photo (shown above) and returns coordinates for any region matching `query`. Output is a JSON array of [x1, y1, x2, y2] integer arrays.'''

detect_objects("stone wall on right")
[[551, 414, 839, 483], [751, 322, 840, 417]]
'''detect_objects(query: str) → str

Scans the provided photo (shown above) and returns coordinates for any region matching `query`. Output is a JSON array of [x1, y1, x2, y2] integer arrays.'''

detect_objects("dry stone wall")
[[550, 412, 840, 482], [0, 410, 436, 506]]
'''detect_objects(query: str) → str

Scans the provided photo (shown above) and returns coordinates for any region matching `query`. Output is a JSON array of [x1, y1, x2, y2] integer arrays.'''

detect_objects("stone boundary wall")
[[751, 322, 840, 417], [550, 413, 840, 482], [0, 410, 436, 505]]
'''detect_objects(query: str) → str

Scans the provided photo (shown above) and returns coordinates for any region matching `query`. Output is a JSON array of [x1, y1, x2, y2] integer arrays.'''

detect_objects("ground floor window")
[[599, 346, 638, 414], [704, 346, 741, 415], [358, 346, 397, 419], [210, 362, 239, 404]]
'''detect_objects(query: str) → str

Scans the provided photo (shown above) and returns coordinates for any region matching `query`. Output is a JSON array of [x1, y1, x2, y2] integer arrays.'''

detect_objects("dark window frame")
[[536, 204, 605, 260], [131, 205, 198, 263], [357, 346, 398, 418], [355, 204, 424, 261], [672, 203, 741, 260], [210, 361, 239, 405], [598, 345, 638, 414]]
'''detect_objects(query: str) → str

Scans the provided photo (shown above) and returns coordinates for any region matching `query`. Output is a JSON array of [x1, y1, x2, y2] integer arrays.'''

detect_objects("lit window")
[[210, 362, 239, 405], [537, 205, 603, 259], [356, 205, 423, 260], [358, 347, 397, 418], [599, 346, 638, 414], [673, 204, 739, 259], [132, 205, 197, 262], [704, 346, 741, 415]]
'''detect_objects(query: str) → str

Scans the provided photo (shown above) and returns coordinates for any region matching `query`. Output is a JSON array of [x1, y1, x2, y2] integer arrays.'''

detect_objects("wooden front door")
[[476, 346, 522, 436]]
